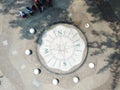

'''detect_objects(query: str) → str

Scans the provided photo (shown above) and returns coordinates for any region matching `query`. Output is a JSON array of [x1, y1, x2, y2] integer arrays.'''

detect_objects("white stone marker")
[[89, 63, 95, 69], [34, 68, 41, 75], [52, 79, 59, 85], [25, 49, 32, 55], [73, 76, 79, 83], [29, 28, 36, 34], [85, 23, 90, 28]]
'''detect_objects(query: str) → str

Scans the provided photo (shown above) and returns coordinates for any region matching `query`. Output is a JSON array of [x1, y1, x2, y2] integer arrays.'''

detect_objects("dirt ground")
[[0, 0, 120, 90]]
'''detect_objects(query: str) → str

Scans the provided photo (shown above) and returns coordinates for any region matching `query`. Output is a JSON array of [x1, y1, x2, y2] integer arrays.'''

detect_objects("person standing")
[[20, 11, 27, 18], [26, 7, 33, 15]]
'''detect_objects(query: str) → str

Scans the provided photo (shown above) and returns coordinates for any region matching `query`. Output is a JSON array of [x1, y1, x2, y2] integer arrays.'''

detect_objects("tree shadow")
[[86, 0, 103, 23], [97, 51, 120, 90], [88, 23, 120, 90], [18, 7, 72, 41], [0, 0, 72, 41], [86, 0, 120, 23], [0, 0, 33, 15], [85, 0, 120, 89], [109, 0, 120, 19]]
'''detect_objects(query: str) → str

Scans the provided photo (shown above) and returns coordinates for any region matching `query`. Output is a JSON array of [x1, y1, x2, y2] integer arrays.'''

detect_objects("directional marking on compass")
[[39, 24, 87, 71]]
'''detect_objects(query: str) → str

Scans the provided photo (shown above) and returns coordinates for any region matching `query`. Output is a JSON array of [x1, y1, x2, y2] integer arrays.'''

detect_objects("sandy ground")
[[0, 0, 119, 90]]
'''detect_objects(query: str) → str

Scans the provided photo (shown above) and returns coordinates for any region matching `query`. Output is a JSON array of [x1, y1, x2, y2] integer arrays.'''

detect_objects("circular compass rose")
[[37, 24, 87, 74]]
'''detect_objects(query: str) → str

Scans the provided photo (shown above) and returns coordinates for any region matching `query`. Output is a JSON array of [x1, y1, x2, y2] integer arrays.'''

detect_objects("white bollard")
[[29, 28, 36, 34], [25, 49, 32, 55], [89, 63, 95, 69], [52, 79, 59, 85], [34, 68, 41, 75], [73, 76, 79, 83]]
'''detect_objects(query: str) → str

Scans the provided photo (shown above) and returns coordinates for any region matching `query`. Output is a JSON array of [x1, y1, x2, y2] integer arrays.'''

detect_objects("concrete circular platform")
[[36, 23, 87, 74]]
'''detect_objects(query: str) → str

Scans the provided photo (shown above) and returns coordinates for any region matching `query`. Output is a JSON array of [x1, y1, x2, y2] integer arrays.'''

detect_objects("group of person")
[[20, 0, 52, 18]]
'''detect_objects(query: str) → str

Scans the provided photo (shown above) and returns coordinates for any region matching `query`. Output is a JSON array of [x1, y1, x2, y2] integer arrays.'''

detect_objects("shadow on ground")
[[86, 0, 120, 90], [86, 0, 120, 22], [0, 0, 72, 40], [109, 0, 120, 19]]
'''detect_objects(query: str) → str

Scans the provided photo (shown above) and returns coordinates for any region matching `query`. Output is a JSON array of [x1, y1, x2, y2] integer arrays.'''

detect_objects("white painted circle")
[[29, 28, 35, 34], [34, 68, 41, 75], [73, 76, 79, 83], [89, 63, 95, 69], [52, 79, 59, 85], [85, 23, 90, 28], [39, 24, 86, 72], [25, 50, 32, 55]]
